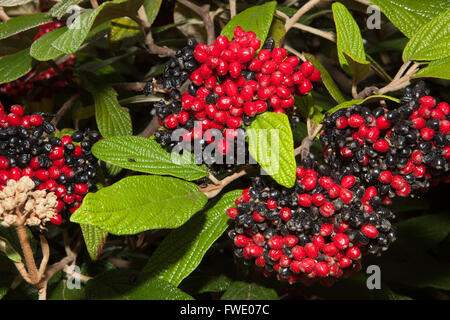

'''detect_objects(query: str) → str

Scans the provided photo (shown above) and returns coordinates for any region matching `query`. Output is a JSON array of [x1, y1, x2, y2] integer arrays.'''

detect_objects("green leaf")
[[332, 2, 370, 83], [80, 224, 108, 261], [0, 272, 15, 299], [143, 0, 162, 26], [304, 53, 345, 103], [370, 0, 450, 38], [326, 95, 400, 115], [0, 13, 52, 40], [70, 175, 207, 235], [267, 17, 285, 48], [85, 270, 193, 300], [30, 26, 67, 61], [48, 0, 82, 20], [90, 85, 132, 138], [0, 0, 33, 6], [403, 10, 450, 62], [109, 17, 142, 50], [0, 49, 33, 84], [221, 281, 278, 300], [91, 136, 209, 181], [247, 112, 296, 188], [143, 190, 242, 286], [413, 56, 450, 79], [51, 0, 145, 54], [221, 1, 277, 47], [0, 226, 22, 263]]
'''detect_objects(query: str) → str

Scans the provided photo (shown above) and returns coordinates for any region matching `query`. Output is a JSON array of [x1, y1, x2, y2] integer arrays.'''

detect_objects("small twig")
[[208, 173, 221, 185], [15, 224, 40, 285], [178, 0, 215, 45], [392, 60, 412, 82], [377, 63, 419, 95], [0, 7, 10, 21], [90, 0, 99, 8], [63, 265, 92, 282], [13, 261, 31, 283], [51, 94, 80, 126], [113, 81, 168, 94], [355, 86, 379, 99], [284, 0, 322, 33], [139, 117, 160, 138], [284, 45, 307, 62], [38, 235, 50, 279], [199, 169, 248, 199], [294, 119, 322, 159], [291, 23, 336, 42], [229, 0, 236, 18], [351, 81, 358, 99]]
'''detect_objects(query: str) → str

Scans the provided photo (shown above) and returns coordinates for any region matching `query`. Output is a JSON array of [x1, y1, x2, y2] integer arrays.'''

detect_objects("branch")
[[294, 118, 322, 159], [63, 265, 92, 282], [139, 117, 160, 138], [284, 45, 307, 62], [113, 81, 168, 94], [90, 0, 99, 8], [284, 0, 322, 33], [0, 7, 10, 21], [178, 0, 215, 45], [51, 94, 80, 126], [38, 235, 50, 279], [15, 225, 40, 285], [229, 0, 236, 18], [291, 23, 336, 42], [199, 169, 248, 199]]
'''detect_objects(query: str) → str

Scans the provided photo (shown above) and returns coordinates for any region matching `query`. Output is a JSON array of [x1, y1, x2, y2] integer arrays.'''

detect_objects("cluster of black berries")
[[320, 82, 449, 205], [152, 26, 321, 161], [0, 104, 99, 229], [226, 155, 396, 286]]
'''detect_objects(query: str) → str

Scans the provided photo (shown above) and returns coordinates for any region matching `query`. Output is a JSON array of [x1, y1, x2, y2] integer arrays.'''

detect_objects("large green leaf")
[[30, 26, 67, 61], [48, 0, 83, 20], [0, 13, 51, 40], [403, 10, 450, 62], [51, 0, 145, 54], [247, 112, 296, 188], [70, 175, 207, 235], [370, 0, 450, 38], [80, 224, 108, 261], [0, 49, 33, 84], [413, 56, 450, 79], [326, 95, 400, 115], [267, 17, 285, 48], [91, 136, 209, 181], [85, 270, 193, 300], [109, 17, 142, 50], [332, 2, 370, 83], [221, 1, 277, 47], [144, 190, 242, 286], [304, 53, 345, 103], [143, 0, 162, 26], [91, 85, 133, 138], [221, 282, 278, 300]]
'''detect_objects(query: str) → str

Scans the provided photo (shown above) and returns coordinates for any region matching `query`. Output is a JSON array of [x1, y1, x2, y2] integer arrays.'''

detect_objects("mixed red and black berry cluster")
[[0, 22, 75, 100], [0, 104, 99, 230], [154, 26, 321, 157], [320, 82, 449, 205], [226, 156, 396, 286]]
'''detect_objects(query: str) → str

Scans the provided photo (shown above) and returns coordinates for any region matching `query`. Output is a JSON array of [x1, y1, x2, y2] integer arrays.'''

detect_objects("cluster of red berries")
[[154, 26, 321, 156], [226, 155, 396, 285], [1, 22, 75, 99], [321, 82, 449, 205], [0, 104, 99, 230]]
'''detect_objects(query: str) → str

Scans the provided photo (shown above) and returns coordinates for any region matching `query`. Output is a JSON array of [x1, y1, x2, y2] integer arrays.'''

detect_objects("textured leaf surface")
[[221, 1, 277, 47], [304, 53, 345, 103], [221, 282, 278, 300], [144, 190, 242, 286], [247, 112, 296, 188], [86, 270, 193, 300], [48, 0, 82, 19], [30, 26, 67, 61], [91, 85, 132, 138], [0, 13, 51, 40], [0, 0, 33, 6], [80, 224, 108, 260], [51, 0, 145, 54], [0, 49, 33, 84], [91, 136, 208, 181], [70, 175, 207, 235], [332, 2, 370, 83], [370, 0, 450, 38], [109, 17, 142, 50], [413, 56, 450, 79], [326, 95, 400, 114], [403, 10, 450, 61]]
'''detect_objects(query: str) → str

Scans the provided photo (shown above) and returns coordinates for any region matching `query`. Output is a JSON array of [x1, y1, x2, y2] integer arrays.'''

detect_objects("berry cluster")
[[1, 22, 75, 99], [0, 104, 99, 228], [154, 26, 321, 156], [320, 82, 449, 205], [226, 156, 396, 285]]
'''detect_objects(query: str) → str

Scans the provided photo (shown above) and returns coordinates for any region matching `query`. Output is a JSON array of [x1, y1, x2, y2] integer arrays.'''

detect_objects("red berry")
[[50, 214, 63, 226], [361, 224, 378, 238]]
